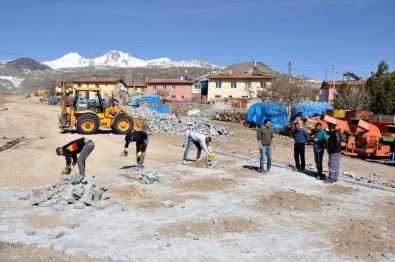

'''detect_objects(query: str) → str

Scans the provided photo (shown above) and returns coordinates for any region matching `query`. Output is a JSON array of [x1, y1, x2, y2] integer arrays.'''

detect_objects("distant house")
[[72, 77, 127, 99], [146, 76, 194, 101], [319, 72, 366, 103], [205, 73, 274, 101], [126, 83, 147, 94], [54, 82, 73, 96]]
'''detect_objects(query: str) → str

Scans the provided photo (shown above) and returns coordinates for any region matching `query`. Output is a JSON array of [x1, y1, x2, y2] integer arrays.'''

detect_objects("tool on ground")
[[123, 148, 128, 157]]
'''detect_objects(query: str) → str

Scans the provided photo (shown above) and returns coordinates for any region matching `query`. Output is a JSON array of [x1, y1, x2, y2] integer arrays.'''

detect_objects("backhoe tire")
[[76, 114, 99, 134], [111, 113, 134, 134]]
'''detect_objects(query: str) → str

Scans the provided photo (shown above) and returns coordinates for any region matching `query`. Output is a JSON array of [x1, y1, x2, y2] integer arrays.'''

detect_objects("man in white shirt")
[[182, 132, 214, 164]]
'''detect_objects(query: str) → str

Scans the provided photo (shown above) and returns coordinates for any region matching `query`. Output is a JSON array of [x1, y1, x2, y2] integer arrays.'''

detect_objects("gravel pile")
[[125, 106, 234, 137]]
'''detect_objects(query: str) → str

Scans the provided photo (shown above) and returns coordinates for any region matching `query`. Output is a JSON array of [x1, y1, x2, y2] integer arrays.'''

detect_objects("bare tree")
[[332, 82, 369, 110], [258, 75, 318, 114]]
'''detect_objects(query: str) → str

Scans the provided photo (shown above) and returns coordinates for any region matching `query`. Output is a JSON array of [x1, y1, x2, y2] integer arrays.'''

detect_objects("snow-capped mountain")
[[43, 50, 220, 69]]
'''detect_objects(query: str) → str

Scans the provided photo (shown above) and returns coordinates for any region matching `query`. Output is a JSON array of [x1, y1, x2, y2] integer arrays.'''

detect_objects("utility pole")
[[288, 61, 292, 81], [332, 64, 336, 89]]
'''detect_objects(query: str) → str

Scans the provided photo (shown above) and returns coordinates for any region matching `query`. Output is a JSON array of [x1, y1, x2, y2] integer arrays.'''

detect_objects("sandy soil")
[[0, 93, 394, 260]]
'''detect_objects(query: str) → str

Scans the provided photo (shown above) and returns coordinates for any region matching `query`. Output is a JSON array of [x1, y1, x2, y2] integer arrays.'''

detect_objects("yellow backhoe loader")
[[59, 79, 144, 134]]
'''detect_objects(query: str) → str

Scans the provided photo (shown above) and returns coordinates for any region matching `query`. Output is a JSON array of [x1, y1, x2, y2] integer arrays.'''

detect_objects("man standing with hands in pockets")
[[257, 119, 275, 174]]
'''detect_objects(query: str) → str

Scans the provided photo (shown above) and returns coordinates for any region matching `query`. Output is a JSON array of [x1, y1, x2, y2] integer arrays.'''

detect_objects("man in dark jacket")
[[324, 123, 342, 183], [292, 122, 309, 170], [56, 137, 95, 184], [124, 131, 149, 169]]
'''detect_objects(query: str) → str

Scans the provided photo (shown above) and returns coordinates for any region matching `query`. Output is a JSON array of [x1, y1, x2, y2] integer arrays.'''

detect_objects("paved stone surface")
[[0, 156, 394, 261]]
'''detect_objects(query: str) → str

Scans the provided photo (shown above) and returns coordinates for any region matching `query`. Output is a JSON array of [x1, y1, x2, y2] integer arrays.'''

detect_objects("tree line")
[[333, 60, 395, 114]]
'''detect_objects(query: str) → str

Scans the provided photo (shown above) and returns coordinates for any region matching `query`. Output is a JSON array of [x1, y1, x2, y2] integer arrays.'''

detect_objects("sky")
[[0, 0, 394, 80]]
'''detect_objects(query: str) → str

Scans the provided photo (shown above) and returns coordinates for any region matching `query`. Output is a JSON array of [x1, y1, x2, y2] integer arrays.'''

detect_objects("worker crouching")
[[124, 131, 149, 170], [56, 137, 95, 184]]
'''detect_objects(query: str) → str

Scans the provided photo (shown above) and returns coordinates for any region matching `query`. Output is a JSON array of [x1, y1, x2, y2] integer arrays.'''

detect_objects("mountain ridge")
[[42, 50, 222, 70]]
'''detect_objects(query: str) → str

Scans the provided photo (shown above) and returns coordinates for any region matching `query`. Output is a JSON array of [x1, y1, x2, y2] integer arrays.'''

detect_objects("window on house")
[[182, 95, 185, 99], [78, 84, 81, 87], [87, 84, 90, 87], [95, 84, 99, 88], [152, 85, 157, 90], [215, 95, 221, 98], [171, 85, 176, 90], [215, 82, 222, 88], [260, 81, 267, 88], [231, 82, 237, 88], [245, 82, 251, 89], [228, 95, 233, 98], [162, 85, 167, 90]]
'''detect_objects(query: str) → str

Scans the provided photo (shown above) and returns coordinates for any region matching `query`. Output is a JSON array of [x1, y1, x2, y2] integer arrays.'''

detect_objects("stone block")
[[24, 229, 37, 236], [60, 196, 75, 204], [160, 200, 174, 208], [169, 173, 181, 181], [48, 231, 65, 239], [30, 197, 48, 205], [18, 194, 30, 200], [68, 222, 79, 229], [93, 203, 107, 210], [38, 200, 57, 207], [155, 174, 168, 184], [92, 189, 103, 202], [74, 202, 86, 209], [51, 204, 65, 212]]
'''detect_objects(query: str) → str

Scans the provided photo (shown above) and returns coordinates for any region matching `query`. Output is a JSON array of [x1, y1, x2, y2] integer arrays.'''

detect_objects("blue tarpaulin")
[[290, 102, 333, 120], [246, 102, 288, 129]]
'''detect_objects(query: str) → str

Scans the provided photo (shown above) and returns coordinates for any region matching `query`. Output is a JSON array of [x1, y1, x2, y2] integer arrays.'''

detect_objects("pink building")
[[147, 78, 195, 101], [319, 79, 366, 104]]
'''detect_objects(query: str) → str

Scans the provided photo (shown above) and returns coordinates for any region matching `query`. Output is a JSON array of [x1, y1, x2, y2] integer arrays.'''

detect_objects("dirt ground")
[[0, 93, 394, 260]]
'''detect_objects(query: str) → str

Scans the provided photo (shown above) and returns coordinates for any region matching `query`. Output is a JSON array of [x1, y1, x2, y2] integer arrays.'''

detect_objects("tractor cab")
[[74, 88, 105, 114]]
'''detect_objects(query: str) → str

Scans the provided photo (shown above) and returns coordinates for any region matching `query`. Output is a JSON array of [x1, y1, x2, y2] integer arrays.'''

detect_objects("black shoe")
[[314, 174, 319, 179]]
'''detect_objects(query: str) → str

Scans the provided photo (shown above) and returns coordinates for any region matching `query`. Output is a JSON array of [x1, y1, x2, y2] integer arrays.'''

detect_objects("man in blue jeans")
[[257, 119, 276, 174], [182, 132, 214, 164]]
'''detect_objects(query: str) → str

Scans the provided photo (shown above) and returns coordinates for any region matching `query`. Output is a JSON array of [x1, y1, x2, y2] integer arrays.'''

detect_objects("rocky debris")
[[140, 172, 182, 184], [206, 157, 223, 169], [125, 106, 233, 137], [342, 171, 394, 187], [191, 109, 246, 123], [26, 176, 111, 210]]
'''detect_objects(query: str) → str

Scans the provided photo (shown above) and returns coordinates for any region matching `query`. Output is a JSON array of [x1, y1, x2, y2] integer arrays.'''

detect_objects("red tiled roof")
[[208, 73, 274, 79], [147, 79, 194, 84], [73, 78, 124, 84]]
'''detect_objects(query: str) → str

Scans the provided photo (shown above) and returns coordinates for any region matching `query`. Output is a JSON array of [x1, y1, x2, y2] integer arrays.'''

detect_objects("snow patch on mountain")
[[43, 50, 221, 69], [0, 76, 25, 89]]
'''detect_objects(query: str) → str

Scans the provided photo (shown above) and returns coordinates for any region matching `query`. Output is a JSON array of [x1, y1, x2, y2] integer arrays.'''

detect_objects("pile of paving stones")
[[191, 109, 246, 123], [25, 175, 113, 211], [125, 106, 234, 137]]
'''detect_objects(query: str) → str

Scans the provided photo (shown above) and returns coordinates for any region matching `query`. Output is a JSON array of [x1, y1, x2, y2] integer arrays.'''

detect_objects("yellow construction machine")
[[59, 79, 144, 134]]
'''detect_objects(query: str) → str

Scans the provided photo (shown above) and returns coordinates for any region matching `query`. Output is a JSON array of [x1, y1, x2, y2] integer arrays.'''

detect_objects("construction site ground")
[[0, 94, 394, 261]]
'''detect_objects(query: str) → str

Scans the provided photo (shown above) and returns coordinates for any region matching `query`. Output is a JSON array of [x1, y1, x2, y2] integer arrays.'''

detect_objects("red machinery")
[[343, 119, 391, 157]]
